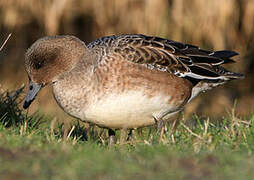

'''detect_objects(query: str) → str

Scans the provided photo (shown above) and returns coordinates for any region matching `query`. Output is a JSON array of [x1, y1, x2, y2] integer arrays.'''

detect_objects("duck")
[[23, 34, 243, 144]]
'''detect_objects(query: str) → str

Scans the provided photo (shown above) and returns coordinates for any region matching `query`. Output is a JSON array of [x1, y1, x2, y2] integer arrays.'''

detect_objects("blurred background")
[[0, 0, 253, 123]]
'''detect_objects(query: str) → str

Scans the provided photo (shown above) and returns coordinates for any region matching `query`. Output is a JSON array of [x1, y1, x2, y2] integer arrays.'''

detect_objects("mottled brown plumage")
[[23, 34, 243, 130]]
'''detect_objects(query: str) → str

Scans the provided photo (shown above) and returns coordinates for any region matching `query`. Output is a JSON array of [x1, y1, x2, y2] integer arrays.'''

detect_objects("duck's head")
[[23, 35, 86, 109]]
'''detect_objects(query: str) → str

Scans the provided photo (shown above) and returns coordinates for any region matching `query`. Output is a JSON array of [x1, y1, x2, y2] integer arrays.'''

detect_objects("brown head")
[[23, 35, 87, 109]]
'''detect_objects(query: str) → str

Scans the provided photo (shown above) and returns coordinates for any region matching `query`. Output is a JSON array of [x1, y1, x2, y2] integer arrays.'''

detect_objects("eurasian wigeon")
[[23, 34, 243, 144]]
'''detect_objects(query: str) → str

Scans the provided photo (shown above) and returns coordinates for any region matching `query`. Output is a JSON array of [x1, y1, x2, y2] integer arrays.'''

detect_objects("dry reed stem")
[[67, 125, 75, 140], [0, 33, 11, 52]]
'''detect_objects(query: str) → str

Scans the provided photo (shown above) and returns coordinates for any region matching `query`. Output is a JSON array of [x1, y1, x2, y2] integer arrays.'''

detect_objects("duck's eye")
[[34, 61, 43, 69]]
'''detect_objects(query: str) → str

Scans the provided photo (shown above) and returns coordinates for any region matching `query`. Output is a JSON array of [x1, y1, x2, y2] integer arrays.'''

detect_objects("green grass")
[[1, 88, 254, 180]]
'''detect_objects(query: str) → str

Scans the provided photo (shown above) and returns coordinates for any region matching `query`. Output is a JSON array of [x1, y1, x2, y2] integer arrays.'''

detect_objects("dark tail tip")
[[212, 50, 239, 64], [213, 50, 239, 58]]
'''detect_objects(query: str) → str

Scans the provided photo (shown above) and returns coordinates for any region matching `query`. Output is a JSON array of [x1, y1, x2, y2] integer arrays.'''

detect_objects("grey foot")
[[108, 129, 116, 146], [127, 129, 132, 141]]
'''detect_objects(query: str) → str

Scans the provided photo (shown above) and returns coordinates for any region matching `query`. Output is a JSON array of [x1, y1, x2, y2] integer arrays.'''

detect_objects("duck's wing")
[[88, 34, 243, 83]]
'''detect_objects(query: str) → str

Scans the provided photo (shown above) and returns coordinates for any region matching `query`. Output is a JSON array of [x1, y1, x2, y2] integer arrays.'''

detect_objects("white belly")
[[82, 91, 177, 128]]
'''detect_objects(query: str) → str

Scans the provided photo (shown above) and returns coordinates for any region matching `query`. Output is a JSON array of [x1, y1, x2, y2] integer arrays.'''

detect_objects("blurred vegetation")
[[0, 0, 253, 119]]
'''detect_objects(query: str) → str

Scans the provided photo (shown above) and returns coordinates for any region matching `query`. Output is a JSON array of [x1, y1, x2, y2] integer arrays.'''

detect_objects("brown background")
[[0, 0, 253, 123]]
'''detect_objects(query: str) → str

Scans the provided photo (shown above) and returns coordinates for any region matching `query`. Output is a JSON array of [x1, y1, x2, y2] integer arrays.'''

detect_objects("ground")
[[0, 87, 254, 180]]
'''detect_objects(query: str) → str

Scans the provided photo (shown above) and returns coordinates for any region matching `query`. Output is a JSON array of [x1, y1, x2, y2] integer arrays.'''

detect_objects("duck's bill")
[[23, 81, 42, 109]]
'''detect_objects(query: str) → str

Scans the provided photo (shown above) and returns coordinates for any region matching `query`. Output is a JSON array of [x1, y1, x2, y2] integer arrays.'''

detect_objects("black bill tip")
[[23, 100, 32, 109]]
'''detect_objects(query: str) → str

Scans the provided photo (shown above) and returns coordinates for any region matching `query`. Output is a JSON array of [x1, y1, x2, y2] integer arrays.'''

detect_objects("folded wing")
[[88, 34, 244, 85]]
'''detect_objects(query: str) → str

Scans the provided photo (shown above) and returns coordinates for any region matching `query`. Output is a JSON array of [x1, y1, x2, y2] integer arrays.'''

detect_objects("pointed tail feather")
[[211, 50, 238, 64]]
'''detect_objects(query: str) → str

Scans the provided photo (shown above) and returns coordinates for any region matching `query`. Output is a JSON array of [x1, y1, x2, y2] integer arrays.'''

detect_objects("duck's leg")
[[156, 109, 184, 142], [154, 117, 165, 142], [108, 129, 116, 146], [127, 129, 133, 141]]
